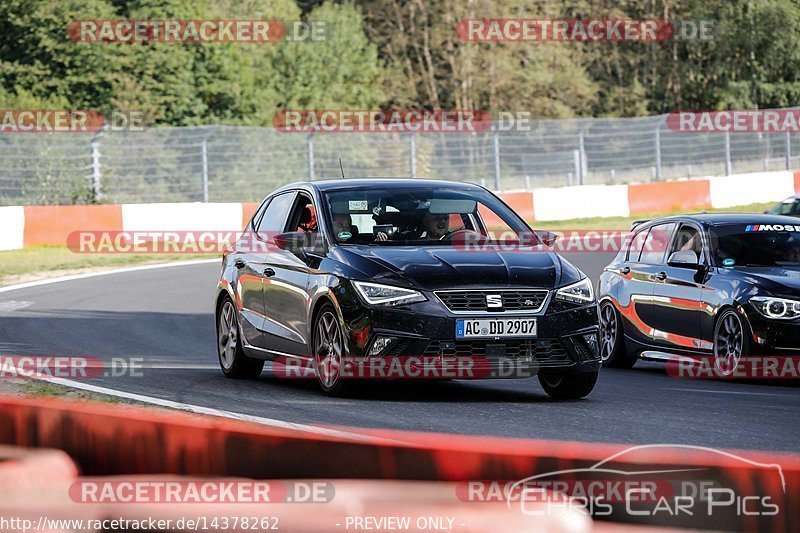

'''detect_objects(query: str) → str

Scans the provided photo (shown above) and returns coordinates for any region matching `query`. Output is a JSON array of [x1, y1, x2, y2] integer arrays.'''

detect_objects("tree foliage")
[[0, 0, 798, 123]]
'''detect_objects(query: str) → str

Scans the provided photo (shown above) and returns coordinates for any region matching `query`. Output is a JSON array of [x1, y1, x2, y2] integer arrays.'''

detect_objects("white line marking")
[[29, 375, 404, 445], [0, 259, 219, 294], [666, 387, 793, 397]]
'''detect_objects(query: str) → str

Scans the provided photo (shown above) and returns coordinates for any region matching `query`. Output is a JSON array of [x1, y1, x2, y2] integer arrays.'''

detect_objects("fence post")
[[786, 131, 792, 170], [90, 128, 103, 202], [724, 131, 732, 175], [201, 139, 209, 202], [654, 125, 662, 180], [493, 132, 501, 190], [409, 133, 416, 179], [572, 150, 580, 186], [578, 129, 586, 185], [307, 134, 315, 181]]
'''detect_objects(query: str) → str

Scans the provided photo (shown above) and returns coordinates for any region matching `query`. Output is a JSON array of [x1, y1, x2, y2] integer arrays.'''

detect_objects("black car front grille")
[[423, 339, 568, 363], [435, 289, 548, 313]]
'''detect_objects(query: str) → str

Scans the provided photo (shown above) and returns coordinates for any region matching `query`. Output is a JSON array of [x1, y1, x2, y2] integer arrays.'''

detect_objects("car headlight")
[[555, 278, 595, 304], [750, 296, 800, 320], [353, 281, 426, 307]]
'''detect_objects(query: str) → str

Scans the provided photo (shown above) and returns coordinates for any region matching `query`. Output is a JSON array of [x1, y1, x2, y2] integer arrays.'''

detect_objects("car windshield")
[[323, 186, 534, 246], [710, 223, 800, 267]]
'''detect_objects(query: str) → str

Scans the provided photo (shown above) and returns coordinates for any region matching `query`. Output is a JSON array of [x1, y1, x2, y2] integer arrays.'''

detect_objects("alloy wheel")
[[315, 310, 344, 388], [714, 311, 743, 376], [599, 302, 617, 362], [218, 300, 238, 370]]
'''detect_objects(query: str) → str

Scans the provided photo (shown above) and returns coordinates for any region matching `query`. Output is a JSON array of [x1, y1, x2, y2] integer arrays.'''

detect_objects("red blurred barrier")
[[0, 394, 797, 531]]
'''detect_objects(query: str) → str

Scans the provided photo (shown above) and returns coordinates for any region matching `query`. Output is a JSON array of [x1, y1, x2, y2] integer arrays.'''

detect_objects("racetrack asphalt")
[[1, 252, 798, 452]]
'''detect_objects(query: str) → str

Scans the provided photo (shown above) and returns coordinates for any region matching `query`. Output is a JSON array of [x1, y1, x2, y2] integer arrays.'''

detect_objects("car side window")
[[625, 227, 648, 262], [250, 199, 269, 230], [287, 193, 319, 233], [669, 224, 704, 262], [256, 192, 296, 234], [638, 223, 677, 264]]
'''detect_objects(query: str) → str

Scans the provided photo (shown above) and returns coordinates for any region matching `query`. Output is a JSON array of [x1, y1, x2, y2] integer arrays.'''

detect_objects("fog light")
[[367, 336, 396, 357], [583, 333, 599, 357]]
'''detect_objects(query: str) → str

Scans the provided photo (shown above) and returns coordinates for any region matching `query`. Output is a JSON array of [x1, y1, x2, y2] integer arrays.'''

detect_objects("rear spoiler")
[[630, 219, 650, 230]]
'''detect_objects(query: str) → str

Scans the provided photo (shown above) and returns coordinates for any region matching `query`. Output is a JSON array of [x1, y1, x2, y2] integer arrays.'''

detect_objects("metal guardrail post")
[[578, 129, 586, 185], [724, 131, 732, 175], [786, 131, 792, 170], [201, 139, 209, 202], [409, 133, 416, 179], [654, 125, 662, 180], [90, 127, 104, 202], [307, 134, 315, 181], [493, 132, 501, 190]]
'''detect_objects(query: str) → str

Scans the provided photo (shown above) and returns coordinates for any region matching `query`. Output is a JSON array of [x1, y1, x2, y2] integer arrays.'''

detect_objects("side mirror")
[[538, 231, 558, 247], [667, 249, 700, 268], [273, 231, 308, 255]]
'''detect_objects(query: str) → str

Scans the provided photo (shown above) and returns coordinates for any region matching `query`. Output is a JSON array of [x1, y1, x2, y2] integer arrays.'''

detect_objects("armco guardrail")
[[2, 114, 799, 206], [0, 394, 798, 531], [1, 170, 798, 251]]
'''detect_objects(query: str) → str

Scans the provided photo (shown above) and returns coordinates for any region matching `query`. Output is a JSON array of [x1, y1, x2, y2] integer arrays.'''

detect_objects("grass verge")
[[0, 246, 211, 286]]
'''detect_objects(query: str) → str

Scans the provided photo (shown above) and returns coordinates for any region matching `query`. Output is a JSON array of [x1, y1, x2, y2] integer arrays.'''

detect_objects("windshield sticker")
[[722, 258, 735, 267], [745, 224, 800, 232], [349, 200, 368, 211], [337, 231, 352, 240]]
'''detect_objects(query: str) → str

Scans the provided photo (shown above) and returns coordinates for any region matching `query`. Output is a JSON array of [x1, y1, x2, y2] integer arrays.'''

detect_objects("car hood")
[[335, 245, 583, 290], [729, 266, 800, 297]]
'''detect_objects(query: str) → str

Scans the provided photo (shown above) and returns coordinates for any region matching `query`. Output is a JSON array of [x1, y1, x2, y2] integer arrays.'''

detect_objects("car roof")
[[273, 178, 485, 194], [643, 212, 800, 228]]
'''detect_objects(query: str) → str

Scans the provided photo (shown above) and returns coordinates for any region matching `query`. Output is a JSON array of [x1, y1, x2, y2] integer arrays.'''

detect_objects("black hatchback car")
[[215, 179, 601, 397], [598, 214, 800, 375]]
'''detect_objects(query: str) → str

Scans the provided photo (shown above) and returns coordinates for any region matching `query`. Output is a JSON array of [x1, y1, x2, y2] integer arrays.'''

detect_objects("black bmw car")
[[598, 214, 800, 375], [215, 179, 600, 397]]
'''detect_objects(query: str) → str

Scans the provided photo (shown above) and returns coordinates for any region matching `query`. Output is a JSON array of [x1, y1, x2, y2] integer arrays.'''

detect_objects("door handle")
[[620, 266, 631, 275], [234, 258, 245, 269], [656, 271, 667, 281], [263, 267, 276, 277]]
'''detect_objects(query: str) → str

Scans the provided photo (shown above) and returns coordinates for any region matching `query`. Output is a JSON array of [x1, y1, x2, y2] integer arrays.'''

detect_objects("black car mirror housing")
[[667, 250, 701, 269]]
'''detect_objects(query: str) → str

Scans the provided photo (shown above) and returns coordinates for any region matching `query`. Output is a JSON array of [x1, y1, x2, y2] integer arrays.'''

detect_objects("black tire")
[[599, 300, 637, 368], [713, 307, 751, 377], [539, 371, 598, 400], [312, 302, 358, 396], [217, 296, 264, 379]]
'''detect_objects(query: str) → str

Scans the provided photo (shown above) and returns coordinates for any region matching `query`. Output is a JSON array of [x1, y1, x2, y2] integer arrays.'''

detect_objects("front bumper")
[[743, 305, 800, 355], [340, 295, 601, 379]]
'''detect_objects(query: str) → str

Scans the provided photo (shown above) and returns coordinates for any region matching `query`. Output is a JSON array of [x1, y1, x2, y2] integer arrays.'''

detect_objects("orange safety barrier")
[[794, 170, 800, 194], [241, 202, 260, 228], [628, 180, 711, 216], [498, 191, 535, 221], [0, 395, 797, 531], [23, 205, 123, 247]]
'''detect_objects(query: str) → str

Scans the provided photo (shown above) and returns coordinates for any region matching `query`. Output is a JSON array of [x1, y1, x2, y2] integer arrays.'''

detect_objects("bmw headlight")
[[750, 296, 800, 320], [353, 281, 426, 307], [555, 278, 595, 304]]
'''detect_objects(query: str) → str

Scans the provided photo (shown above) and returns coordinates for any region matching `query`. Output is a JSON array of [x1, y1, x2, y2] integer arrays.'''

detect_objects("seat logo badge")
[[486, 294, 503, 308]]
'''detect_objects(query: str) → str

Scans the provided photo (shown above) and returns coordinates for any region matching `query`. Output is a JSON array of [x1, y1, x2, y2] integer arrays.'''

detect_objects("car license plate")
[[455, 318, 537, 339]]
